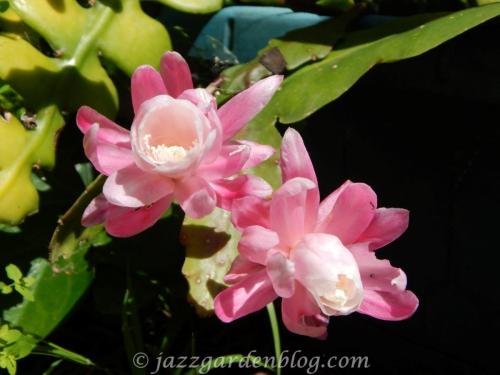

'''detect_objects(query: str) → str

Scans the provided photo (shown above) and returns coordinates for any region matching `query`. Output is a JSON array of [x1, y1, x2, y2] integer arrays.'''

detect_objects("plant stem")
[[266, 302, 281, 375]]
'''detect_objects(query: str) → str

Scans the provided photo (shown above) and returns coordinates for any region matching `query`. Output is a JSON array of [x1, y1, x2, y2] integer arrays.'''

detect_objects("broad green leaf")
[[0, 107, 64, 224], [251, 4, 500, 126], [3, 257, 93, 345], [0, 0, 172, 224], [181, 208, 240, 316], [154, 0, 223, 14], [219, 11, 360, 100]]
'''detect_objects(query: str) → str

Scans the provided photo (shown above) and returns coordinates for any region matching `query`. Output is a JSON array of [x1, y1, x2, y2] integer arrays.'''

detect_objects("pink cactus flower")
[[214, 128, 418, 339], [77, 52, 283, 237]]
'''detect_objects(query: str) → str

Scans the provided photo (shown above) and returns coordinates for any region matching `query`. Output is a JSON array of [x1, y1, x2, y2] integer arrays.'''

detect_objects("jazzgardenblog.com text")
[[132, 350, 371, 374]]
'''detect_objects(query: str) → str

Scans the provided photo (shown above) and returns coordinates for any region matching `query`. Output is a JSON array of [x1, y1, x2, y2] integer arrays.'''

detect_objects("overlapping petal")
[[218, 75, 283, 141], [214, 269, 277, 323]]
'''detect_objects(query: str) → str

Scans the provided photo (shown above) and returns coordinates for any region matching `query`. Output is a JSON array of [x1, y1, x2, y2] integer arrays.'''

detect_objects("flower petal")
[[83, 124, 134, 176], [224, 256, 264, 285], [82, 194, 109, 227], [350, 243, 418, 320], [105, 195, 173, 238], [270, 177, 319, 249], [267, 249, 295, 298], [103, 164, 174, 208], [76, 106, 130, 147], [160, 51, 193, 98], [198, 144, 250, 181], [131, 65, 167, 113], [210, 175, 272, 211], [218, 75, 283, 141], [316, 182, 377, 245], [281, 282, 329, 339], [238, 225, 279, 265], [280, 128, 317, 184], [175, 176, 216, 219], [231, 196, 271, 230], [358, 289, 419, 321], [357, 208, 409, 251], [292, 233, 363, 316], [235, 140, 275, 169], [214, 269, 277, 323]]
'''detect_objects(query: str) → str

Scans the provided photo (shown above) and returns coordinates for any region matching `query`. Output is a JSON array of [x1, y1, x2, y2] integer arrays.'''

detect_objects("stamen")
[[143, 134, 195, 163]]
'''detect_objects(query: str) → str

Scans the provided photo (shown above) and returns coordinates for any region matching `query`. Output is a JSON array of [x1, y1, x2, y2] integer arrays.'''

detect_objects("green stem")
[[266, 302, 281, 375]]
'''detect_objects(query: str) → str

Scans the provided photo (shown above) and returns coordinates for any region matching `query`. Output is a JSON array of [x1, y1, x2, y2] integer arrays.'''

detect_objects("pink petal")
[[105, 195, 173, 238], [280, 128, 317, 184], [175, 176, 216, 219], [214, 269, 277, 323], [358, 289, 419, 321], [238, 225, 279, 265], [231, 196, 271, 230], [235, 140, 275, 169], [82, 194, 109, 227], [267, 249, 295, 298], [83, 124, 134, 176], [218, 75, 283, 141], [357, 208, 409, 251], [131, 65, 167, 114], [292, 233, 363, 316], [281, 282, 329, 339], [178, 88, 216, 114], [198, 144, 250, 181], [316, 182, 377, 245], [210, 175, 272, 211], [224, 256, 264, 285], [160, 51, 193, 98], [76, 106, 130, 147], [103, 164, 174, 208], [270, 177, 319, 249], [350, 243, 418, 320]]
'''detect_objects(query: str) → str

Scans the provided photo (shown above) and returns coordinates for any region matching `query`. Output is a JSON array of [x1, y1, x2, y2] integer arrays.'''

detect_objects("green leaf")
[[0, 107, 64, 224], [13, 284, 33, 301], [5, 264, 22, 282], [30, 172, 51, 192], [0, 0, 172, 224], [219, 11, 360, 101], [0, 325, 22, 344], [154, 0, 223, 14], [49, 175, 108, 273], [3, 258, 93, 348], [250, 4, 500, 126], [74, 163, 94, 187], [0, 224, 21, 234], [0, 2, 8, 13], [181, 209, 240, 316], [0, 283, 13, 294]]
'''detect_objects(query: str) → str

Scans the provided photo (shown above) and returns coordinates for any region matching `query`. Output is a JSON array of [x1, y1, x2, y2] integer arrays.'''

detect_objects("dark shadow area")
[[180, 225, 231, 259], [6, 65, 117, 117], [47, 0, 65, 13]]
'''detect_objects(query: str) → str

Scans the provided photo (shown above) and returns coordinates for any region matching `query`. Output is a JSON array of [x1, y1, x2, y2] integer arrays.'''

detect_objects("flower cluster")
[[78, 52, 418, 338]]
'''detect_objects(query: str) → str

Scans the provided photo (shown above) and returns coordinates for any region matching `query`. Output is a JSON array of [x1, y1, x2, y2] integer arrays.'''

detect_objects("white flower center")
[[319, 274, 357, 311], [143, 134, 196, 163]]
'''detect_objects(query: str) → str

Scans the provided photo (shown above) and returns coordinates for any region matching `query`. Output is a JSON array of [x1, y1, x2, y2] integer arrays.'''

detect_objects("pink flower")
[[214, 128, 418, 339], [77, 52, 283, 237]]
